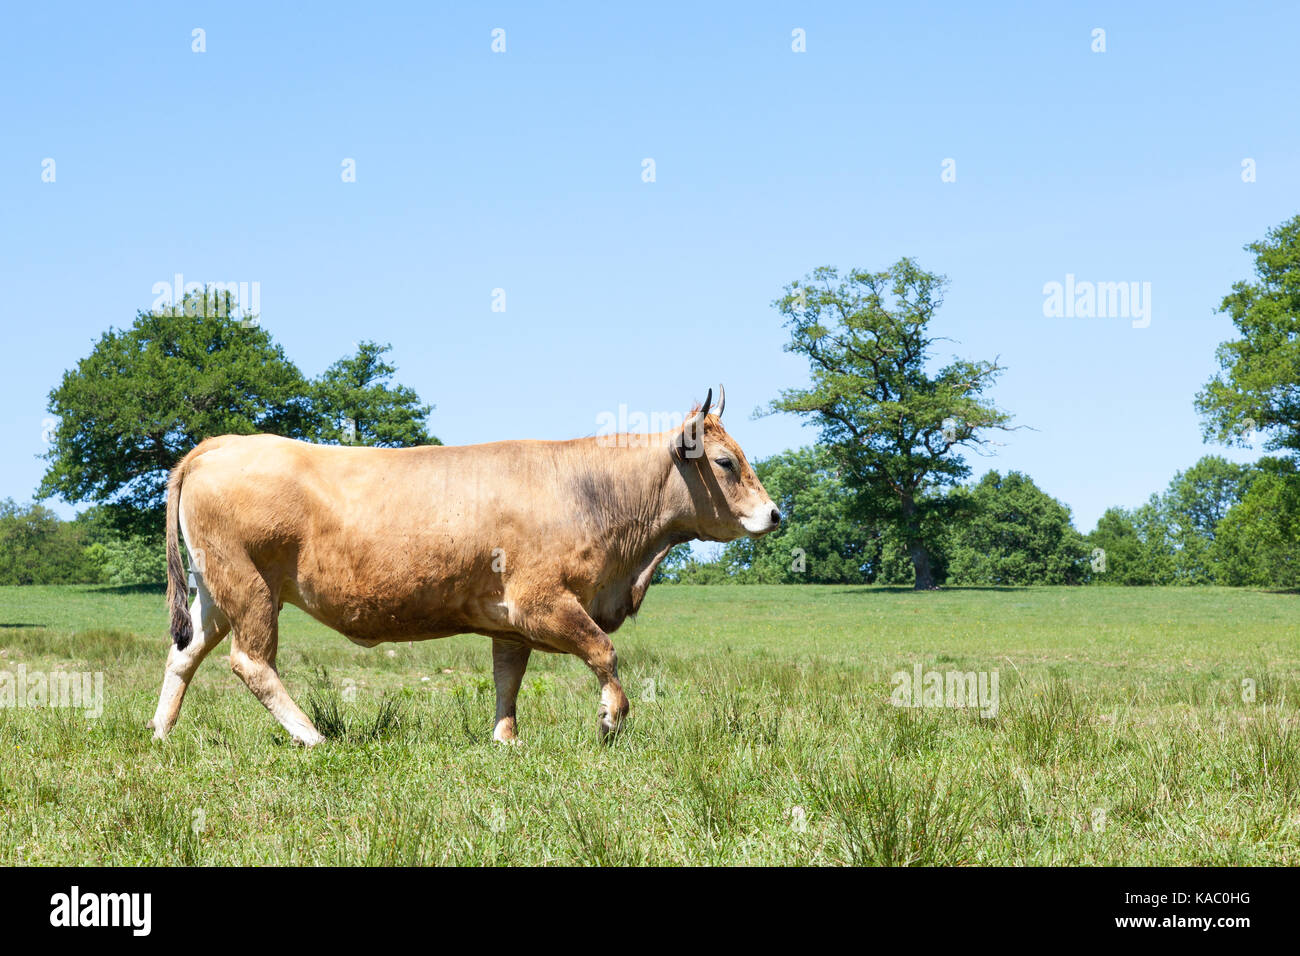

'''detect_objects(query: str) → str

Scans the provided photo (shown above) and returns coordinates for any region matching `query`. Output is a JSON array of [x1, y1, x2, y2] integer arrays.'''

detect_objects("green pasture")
[[0, 584, 1296, 865]]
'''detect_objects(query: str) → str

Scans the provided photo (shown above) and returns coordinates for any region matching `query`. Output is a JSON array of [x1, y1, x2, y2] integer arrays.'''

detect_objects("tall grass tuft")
[[1008, 678, 1094, 764], [816, 761, 984, 866], [561, 801, 649, 866], [306, 667, 413, 743]]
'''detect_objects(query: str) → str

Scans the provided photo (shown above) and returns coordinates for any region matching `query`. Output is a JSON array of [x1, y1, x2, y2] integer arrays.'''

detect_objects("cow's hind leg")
[[491, 638, 531, 742], [149, 580, 231, 738], [520, 596, 627, 741], [227, 588, 324, 747]]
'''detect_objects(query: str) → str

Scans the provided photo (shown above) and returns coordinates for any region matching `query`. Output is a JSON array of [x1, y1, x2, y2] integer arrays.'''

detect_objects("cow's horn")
[[717, 384, 725, 418], [699, 387, 713, 419]]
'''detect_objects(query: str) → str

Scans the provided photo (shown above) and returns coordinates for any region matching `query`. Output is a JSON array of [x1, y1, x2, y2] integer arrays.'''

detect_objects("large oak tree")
[[38, 290, 436, 536], [769, 259, 1013, 589]]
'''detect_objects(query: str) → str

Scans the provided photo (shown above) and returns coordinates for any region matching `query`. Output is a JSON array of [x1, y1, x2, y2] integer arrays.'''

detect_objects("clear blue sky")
[[2, 2, 1296, 532]]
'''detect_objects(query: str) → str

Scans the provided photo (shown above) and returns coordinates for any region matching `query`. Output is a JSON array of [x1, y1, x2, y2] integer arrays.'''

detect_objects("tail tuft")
[[166, 458, 193, 649]]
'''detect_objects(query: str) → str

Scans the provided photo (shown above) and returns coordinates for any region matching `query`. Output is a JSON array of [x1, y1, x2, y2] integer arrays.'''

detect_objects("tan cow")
[[148, 386, 779, 745]]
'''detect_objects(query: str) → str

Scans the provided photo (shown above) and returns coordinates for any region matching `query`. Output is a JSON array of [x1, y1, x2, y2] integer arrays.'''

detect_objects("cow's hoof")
[[598, 686, 629, 741], [598, 711, 625, 741], [145, 718, 155, 730], [292, 729, 326, 747]]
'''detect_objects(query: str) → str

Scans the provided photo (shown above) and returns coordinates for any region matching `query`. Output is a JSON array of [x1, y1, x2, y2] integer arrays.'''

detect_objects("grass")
[[0, 583, 1297, 865]]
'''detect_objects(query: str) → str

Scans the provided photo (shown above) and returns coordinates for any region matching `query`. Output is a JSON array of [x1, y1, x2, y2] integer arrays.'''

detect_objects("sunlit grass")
[[0, 584, 1296, 864]]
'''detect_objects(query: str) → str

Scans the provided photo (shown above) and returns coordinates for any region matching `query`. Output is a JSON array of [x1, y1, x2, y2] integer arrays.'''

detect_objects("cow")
[[147, 386, 779, 745]]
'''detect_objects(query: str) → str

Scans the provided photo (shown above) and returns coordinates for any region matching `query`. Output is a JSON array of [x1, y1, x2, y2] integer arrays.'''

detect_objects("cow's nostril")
[[770, 508, 780, 524]]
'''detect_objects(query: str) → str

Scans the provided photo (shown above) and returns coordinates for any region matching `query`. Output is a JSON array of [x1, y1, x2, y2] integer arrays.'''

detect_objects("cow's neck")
[[579, 443, 696, 630]]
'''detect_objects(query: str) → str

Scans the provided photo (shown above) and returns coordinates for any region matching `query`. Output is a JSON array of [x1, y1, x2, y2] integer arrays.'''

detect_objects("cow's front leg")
[[491, 638, 531, 742], [520, 595, 628, 740]]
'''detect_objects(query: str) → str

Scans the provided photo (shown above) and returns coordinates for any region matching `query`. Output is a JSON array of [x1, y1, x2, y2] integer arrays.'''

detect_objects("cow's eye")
[[715, 457, 734, 471]]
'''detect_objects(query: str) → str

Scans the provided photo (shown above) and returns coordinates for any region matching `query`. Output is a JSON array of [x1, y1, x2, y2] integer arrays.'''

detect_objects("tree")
[[312, 341, 438, 446], [945, 471, 1088, 585], [769, 259, 1014, 589], [715, 446, 876, 583], [662, 552, 735, 585], [1161, 456, 1256, 583], [875, 490, 955, 585], [38, 292, 314, 536], [1086, 457, 1260, 586], [0, 500, 97, 585], [38, 291, 439, 535], [1194, 216, 1300, 585], [1210, 458, 1300, 587], [76, 506, 167, 586], [651, 543, 695, 584], [1197, 215, 1300, 456], [1126, 499, 1177, 584], [1086, 502, 1175, 586]]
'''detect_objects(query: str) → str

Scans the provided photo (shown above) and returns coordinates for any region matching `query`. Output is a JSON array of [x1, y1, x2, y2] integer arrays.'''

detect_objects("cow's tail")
[[166, 454, 193, 650]]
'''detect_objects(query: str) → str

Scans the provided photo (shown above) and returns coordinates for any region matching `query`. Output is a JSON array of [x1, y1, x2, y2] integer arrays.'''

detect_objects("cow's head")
[[673, 385, 780, 542]]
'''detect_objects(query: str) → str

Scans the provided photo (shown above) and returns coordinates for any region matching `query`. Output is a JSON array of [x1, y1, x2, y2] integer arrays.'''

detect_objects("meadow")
[[0, 583, 1297, 865]]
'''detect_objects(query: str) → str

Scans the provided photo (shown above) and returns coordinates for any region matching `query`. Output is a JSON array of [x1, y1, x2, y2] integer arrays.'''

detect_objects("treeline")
[[17, 216, 1300, 590], [656, 449, 1299, 588], [0, 500, 163, 586]]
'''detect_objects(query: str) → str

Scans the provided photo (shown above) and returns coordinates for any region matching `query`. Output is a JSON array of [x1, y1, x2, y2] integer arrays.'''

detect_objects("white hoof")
[[292, 728, 326, 747], [493, 716, 520, 743]]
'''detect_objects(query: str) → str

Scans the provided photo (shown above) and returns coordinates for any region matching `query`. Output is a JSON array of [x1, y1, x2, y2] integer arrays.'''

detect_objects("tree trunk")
[[900, 493, 937, 590], [908, 538, 936, 590]]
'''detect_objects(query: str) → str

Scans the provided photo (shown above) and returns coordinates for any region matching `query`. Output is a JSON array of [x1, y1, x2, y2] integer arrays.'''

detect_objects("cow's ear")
[[675, 424, 701, 460], [676, 390, 707, 463], [676, 392, 711, 460]]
